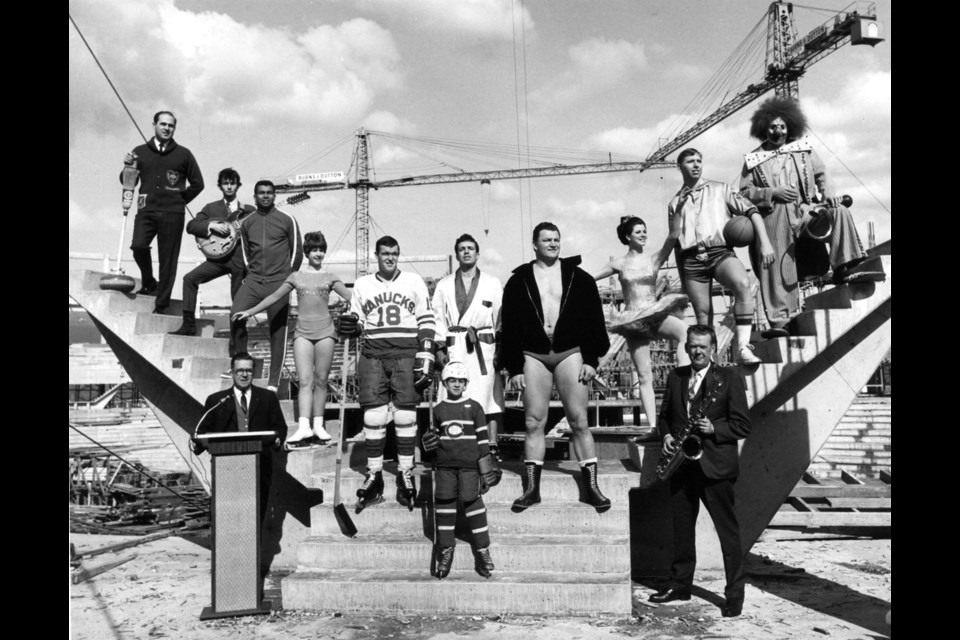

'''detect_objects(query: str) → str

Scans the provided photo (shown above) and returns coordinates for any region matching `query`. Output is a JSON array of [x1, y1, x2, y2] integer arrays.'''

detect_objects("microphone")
[[191, 394, 231, 452]]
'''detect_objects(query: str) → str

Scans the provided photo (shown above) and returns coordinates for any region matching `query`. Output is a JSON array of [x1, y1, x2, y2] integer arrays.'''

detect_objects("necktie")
[[239, 392, 248, 430], [689, 371, 700, 404]]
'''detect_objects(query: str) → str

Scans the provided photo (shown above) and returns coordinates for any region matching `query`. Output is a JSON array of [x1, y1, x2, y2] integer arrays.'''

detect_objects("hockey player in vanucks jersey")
[[431, 233, 506, 460], [339, 236, 437, 512]]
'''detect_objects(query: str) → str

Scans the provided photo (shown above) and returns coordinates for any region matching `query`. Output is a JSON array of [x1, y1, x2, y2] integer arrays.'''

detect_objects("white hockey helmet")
[[441, 360, 470, 382]]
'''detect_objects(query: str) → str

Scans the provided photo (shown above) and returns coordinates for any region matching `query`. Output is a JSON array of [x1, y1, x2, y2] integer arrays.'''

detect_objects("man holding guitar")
[[170, 168, 254, 344]]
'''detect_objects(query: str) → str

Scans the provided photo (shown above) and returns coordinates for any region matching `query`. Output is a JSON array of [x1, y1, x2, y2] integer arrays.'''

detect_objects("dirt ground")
[[69, 529, 890, 640]]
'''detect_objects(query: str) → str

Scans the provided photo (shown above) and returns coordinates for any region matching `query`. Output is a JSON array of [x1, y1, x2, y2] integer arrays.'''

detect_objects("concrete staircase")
[[806, 396, 891, 478], [283, 458, 635, 615]]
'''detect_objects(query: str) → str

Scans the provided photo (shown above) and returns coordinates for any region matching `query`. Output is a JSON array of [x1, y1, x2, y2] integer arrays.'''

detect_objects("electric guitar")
[[196, 192, 311, 259]]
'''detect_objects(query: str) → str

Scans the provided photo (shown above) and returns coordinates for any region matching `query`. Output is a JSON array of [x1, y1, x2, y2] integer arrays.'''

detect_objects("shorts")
[[435, 467, 481, 502], [358, 354, 419, 407], [522, 346, 580, 372], [679, 245, 737, 284]]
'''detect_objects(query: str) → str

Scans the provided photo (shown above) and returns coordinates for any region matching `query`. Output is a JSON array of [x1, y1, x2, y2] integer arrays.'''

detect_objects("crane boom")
[[645, 6, 878, 163]]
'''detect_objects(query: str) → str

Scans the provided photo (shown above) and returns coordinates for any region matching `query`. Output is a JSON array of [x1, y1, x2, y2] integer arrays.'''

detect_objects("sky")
[[69, 0, 891, 306]]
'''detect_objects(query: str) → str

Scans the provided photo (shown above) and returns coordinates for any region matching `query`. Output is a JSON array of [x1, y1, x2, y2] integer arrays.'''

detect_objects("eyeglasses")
[[233, 368, 254, 375]]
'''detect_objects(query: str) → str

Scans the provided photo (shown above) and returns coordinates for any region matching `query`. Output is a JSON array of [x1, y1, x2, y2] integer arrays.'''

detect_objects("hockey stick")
[[333, 337, 357, 537]]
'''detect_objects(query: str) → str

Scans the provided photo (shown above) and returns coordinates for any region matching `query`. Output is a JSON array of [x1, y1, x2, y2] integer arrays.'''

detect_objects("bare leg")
[[312, 337, 336, 418], [553, 352, 596, 462], [521, 356, 554, 462], [657, 314, 691, 367], [713, 258, 759, 363], [293, 337, 315, 420], [626, 337, 657, 427], [684, 278, 713, 325]]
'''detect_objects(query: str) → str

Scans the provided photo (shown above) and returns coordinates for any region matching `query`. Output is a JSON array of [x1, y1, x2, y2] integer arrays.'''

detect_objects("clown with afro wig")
[[738, 96, 880, 333]]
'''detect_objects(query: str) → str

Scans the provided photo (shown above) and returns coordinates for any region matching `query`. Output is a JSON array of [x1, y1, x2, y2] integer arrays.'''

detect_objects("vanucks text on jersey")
[[351, 271, 436, 358]]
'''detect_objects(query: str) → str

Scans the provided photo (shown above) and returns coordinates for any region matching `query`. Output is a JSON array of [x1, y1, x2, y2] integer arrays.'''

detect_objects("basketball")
[[723, 216, 754, 247]]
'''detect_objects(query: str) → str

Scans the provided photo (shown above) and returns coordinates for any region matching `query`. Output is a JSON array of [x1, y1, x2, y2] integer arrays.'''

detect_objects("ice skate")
[[355, 470, 384, 513], [435, 546, 455, 579], [474, 547, 494, 578], [396, 468, 416, 511], [285, 422, 321, 452]]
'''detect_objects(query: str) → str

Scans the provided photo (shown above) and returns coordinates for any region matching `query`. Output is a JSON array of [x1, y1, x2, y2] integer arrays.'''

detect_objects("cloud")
[[69, 200, 95, 231], [69, 0, 402, 142], [363, 111, 416, 134], [532, 37, 648, 108], [479, 246, 505, 269], [348, 0, 531, 40], [489, 181, 519, 202], [373, 144, 418, 165]]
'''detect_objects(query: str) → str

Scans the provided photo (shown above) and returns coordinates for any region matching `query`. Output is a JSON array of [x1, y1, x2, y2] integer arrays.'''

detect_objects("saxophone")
[[656, 372, 723, 481]]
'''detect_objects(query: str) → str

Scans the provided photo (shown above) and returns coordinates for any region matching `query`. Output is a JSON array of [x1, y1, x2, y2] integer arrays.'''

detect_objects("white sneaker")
[[737, 344, 761, 365], [312, 425, 333, 442]]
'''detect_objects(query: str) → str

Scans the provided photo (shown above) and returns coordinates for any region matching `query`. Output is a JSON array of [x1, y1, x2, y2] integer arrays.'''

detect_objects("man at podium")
[[192, 352, 287, 523]]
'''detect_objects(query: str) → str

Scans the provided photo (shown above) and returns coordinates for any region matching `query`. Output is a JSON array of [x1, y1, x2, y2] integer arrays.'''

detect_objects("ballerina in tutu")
[[594, 216, 690, 426]]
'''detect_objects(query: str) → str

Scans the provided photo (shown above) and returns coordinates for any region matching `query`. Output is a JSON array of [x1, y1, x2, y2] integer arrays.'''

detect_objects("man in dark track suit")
[[651, 324, 751, 618], [192, 352, 287, 524]]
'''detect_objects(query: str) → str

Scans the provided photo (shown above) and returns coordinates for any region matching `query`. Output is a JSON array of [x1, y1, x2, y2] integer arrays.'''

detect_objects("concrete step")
[[296, 533, 631, 573], [314, 461, 635, 505], [133, 311, 216, 337], [806, 463, 890, 478], [787, 307, 859, 339], [816, 451, 891, 463], [818, 441, 891, 452], [106, 291, 184, 316], [823, 435, 891, 445], [803, 274, 890, 312], [159, 333, 229, 359], [750, 335, 822, 364], [832, 427, 892, 437], [310, 500, 629, 537], [282, 569, 631, 615], [839, 415, 892, 424]]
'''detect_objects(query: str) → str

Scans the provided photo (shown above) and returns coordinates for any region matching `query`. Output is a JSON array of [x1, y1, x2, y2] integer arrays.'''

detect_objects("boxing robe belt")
[[446, 325, 494, 376]]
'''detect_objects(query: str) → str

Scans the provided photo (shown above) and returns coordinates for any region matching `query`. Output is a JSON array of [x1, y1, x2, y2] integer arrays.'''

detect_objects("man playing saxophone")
[[651, 324, 751, 618]]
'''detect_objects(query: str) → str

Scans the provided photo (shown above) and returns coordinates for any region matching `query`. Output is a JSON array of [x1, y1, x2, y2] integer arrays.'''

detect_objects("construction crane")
[[274, 2, 883, 276]]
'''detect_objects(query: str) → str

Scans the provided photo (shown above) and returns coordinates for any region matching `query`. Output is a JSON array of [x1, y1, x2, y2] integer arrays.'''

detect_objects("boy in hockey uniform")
[[422, 361, 502, 579]]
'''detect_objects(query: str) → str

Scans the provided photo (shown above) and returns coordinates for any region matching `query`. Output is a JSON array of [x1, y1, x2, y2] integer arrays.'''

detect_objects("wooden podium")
[[197, 431, 276, 620]]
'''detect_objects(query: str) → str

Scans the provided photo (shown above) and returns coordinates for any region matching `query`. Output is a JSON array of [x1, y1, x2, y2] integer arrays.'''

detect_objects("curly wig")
[[617, 216, 646, 245], [749, 96, 807, 141]]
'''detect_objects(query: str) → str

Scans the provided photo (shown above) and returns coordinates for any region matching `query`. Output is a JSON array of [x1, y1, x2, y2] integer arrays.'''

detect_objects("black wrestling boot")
[[582, 461, 612, 512], [168, 311, 197, 336], [511, 462, 542, 512]]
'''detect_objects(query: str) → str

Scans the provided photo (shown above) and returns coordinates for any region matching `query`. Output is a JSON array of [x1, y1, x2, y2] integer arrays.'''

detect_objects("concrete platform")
[[282, 569, 632, 615]]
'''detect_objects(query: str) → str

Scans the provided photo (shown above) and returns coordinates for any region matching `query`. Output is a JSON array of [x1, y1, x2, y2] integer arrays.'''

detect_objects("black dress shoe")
[[137, 280, 158, 296], [721, 597, 743, 617], [649, 588, 691, 603], [153, 305, 169, 315]]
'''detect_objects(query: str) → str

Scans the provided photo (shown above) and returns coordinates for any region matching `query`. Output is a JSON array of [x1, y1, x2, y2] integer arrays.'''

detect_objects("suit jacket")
[[194, 385, 287, 455], [657, 364, 751, 479]]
